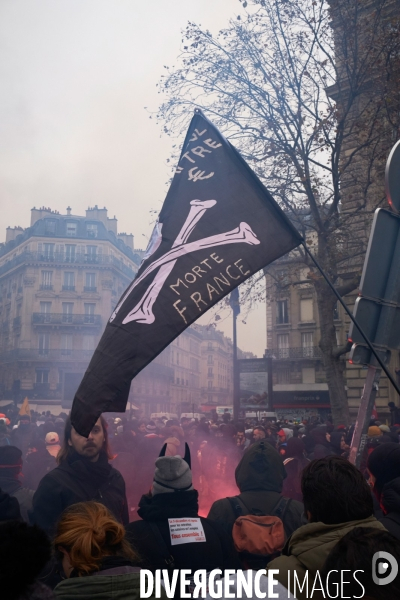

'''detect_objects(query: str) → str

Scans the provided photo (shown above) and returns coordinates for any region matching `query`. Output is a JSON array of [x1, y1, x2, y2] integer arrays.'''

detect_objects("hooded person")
[[125, 443, 239, 580], [367, 442, 400, 539], [207, 440, 304, 539], [282, 438, 310, 502], [308, 426, 334, 460], [0, 446, 34, 523]]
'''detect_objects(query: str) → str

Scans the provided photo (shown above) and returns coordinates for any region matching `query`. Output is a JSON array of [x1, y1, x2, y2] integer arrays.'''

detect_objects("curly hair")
[[301, 456, 373, 524], [54, 502, 138, 576]]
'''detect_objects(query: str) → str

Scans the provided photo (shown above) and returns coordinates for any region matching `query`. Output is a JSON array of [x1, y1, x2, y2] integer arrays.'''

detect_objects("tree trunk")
[[314, 239, 351, 426]]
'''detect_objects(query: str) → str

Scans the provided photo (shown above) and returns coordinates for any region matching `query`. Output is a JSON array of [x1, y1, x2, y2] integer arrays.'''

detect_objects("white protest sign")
[[168, 517, 206, 546]]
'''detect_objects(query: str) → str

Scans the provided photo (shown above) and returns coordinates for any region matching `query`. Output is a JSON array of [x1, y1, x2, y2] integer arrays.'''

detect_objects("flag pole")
[[233, 306, 240, 422], [301, 242, 400, 396]]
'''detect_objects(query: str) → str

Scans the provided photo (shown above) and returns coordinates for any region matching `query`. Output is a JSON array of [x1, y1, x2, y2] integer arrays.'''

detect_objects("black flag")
[[71, 110, 302, 436]]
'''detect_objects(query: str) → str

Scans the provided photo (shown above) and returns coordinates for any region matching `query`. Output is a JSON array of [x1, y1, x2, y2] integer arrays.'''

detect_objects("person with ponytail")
[[53, 501, 158, 599]]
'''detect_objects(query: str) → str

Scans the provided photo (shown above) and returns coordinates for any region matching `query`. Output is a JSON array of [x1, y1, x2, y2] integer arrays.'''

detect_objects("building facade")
[[265, 250, 347, 421], [0, 206, 141, 410]]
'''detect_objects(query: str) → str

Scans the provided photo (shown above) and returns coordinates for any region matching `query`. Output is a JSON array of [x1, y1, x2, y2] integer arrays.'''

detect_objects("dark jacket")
[[32, 451, 128, 535], [126, 490, 240, 573], [0, 475, 34, 523], [378, 476, 400, 539], [24, 449, 57, 491], [207, 440, 304, 538]]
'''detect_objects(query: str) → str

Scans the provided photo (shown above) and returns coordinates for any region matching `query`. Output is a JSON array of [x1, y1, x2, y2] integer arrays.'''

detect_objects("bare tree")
[[157, 0, 400, 424]]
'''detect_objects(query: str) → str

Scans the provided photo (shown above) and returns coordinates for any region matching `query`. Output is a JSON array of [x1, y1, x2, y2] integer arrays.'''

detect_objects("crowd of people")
[[0, 406, 400, 599]]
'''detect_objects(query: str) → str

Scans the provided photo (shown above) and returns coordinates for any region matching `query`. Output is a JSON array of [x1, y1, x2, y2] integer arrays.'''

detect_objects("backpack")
[[228, 495, 291, 565]]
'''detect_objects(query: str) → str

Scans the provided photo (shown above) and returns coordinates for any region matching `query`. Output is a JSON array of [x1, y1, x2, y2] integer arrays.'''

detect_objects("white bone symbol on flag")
[[109, 200, 260, 325]]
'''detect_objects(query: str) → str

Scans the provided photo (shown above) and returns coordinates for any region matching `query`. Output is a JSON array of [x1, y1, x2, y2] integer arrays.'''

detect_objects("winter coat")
[[0, 487, 21, 521], [18, 582, 55, 599], [378, 476, 400, 539], [32, 451, 128, 535], [24, 449, 57, 491], [126, 490, 240, 573], [11, 424, 37, 457], [207, 440, 304, 538], [54, 559, 164, 600], [282, 457, 310, 502], [267, 516, 387, 600], [0, 476, 34, 523]]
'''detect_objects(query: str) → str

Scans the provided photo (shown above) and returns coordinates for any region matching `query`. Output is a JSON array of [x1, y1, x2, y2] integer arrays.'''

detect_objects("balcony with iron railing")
[[83, 286, 97, 293], [62, 285, 75, 291], [0, 348, 95, 362], [264, 346, 323, 360], [32, 313, 101, 326], [0, 250, 137, 279]]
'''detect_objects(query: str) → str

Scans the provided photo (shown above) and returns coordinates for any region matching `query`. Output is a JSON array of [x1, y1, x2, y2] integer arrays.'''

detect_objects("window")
[[83, 335, 95, 351], [86, 246, 97, 263], [62, 303, 74, 323], [87, 224, 98, 238], [300, 298, 313, 322], [40, 302, 51, 322], [36, 369, 49, 384], [85, 273, 96, 291], [45, 220, 56, 235], [333, 301, 339, 320], [66, 222, 77, 237], [41, 271, 53, 290], [277, 367, 291, 384], [208, 342, 213, 350], [63, 272, 75, 291], [43, 243, 55, 259], [301, 332, 314, 357], [40, 302, 52, 314], [302, 367, 316, 384], [207, 355, 213, 364], [208, 367, 213, 377], [277, 334, 289, 358], [61, 334, 73, 355], [84, 303, 95, 324], [38, 333, 50, 355], [276, 299, 289, 324], [65, 245, 76, 262], [208, 380, 213, 388]]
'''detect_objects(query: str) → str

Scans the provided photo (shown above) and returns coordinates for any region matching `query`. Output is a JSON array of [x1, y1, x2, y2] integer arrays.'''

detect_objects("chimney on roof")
[[66, 206, 72, 215]]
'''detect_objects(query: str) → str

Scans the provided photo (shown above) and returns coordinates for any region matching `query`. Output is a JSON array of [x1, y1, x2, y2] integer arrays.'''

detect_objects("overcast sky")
[[0, 0, 266, 356]]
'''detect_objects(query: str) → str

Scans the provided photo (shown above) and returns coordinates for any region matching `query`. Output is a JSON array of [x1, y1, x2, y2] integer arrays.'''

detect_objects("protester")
[[329, 431, 349, 457], [24, 440, 57, 491], [308, 427, 334, 459], [321, 527, 400, 600], [0, 488, 21, 522], [207, 440, 304, 538], [33, 416, 128, 535], [367, 442, 400, 538], [0, 520, 54, 600], [11, 415, 37, 458], [388, 401, 400, 426], [252, 427, 266, 442], [0, 420, 11, 446], [45, 432, 61, 458], [53, 501, 151, 599], [282, 438, 309, 502], [126, 444, 239, 578], [267, 456, 386, 600], [0, 446, 34, 523]]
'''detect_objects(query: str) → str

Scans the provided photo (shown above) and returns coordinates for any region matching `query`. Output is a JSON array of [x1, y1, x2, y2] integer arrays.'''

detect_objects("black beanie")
[[367, 443, 400, 496]]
